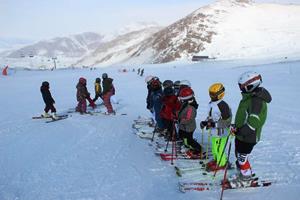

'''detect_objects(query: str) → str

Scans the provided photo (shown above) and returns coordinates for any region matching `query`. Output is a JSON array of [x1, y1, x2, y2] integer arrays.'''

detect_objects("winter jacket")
[[160, 94, 181, 120], [102, 78, 115, 95], [40, 85, 55, 105], [149, 88, 164, 128], [76, 82, 89, 102], [95, 82, 102, 95], [235, 87, 272, 143], [178, 100, 198, 133], [207, 99, 232, 136], [146, 84, 152, 110]]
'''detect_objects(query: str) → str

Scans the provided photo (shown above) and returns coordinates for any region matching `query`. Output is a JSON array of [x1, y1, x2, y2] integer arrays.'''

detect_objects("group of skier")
[[40, 73, 116, 118], [145, 71, 272, 185]]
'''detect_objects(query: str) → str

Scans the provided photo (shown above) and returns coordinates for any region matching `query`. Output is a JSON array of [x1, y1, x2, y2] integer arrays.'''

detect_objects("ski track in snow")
[[0, 60, 300, 199]]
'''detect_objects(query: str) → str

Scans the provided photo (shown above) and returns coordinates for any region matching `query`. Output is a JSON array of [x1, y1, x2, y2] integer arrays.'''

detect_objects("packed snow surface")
[[0, 59, 299, 200]]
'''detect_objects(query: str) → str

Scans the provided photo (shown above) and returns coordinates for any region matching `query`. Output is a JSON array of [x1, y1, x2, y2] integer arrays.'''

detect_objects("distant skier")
[[200, 83, 232, 171], [92, 77, 103, 103], [40, 81, 58, 119], [137, 68, 140, 75], [231, 71, 272, 186], [76, 77, 91, 114], [177, 87, 202, 156], [140, 68, 144, 77], [102, 73, 116, 114]]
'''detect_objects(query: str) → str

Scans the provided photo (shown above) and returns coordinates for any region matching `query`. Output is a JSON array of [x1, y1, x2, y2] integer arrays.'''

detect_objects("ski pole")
[[213, 133, 230, 178], [220, 136, 233, 200], [171, 121, 176, 165], [164, 137, 170, 152], [201, 128, 204, 146], [200, 128, 204, 159], [206, 128, 211, 162], [151, 124, 157, 142]]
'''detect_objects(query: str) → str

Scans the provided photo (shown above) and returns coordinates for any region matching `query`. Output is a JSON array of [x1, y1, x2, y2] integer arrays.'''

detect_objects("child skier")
[[76, 77, 90, 114], [40, 81, 58, 119], [200, 83, 232, 171], [177, 87, 202, 157], [231, 71, 272, 186], [92, 77, 103, 103], [145, 75, 154, 113], [102, 73, 115, 114], [160, 80, 181, 140], [148, 78, 164, 133]]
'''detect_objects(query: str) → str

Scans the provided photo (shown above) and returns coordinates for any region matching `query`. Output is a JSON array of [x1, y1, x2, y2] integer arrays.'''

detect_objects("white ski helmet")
[[238, 71, 262, 93], [145, 75, 154, 84], [180, 80, 191, 87]]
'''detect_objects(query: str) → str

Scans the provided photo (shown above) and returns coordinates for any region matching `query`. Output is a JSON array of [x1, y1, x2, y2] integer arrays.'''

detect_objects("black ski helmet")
[[102, 73, 108, 79], [162, 80, 173, 89], [96, 78, 101, 83], [42, 81, 49, 87], [174, 80, 181, 89]]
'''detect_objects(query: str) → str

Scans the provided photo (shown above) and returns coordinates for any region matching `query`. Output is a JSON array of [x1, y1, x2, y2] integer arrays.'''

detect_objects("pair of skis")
[[178, 177, 272, 193], [32, 114, 68, 123]]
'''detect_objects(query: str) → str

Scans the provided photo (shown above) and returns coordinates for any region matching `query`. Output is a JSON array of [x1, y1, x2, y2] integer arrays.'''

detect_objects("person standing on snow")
[[177, 87, 202, 157], [140, 68, 144, 76], [102, 73, 115, 114], [40, 81, 58, 119], [200, 83, 232, 171], [92, 77, 103, 103], [145, 75, 155, 113], [231, 71, 272, 186], [76, 77, 91, 114], [160, 80, 181, 140], [148, 77, 164, 133]]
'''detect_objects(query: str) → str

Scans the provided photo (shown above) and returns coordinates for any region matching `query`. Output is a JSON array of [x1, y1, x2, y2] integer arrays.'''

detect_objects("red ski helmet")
[[178, 87, 194, 101], [79, 77, 87, 84], [150, 79, 161, 89]]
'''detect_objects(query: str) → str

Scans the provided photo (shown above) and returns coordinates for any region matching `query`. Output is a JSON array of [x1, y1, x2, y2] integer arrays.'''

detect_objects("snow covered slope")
[[0, 59, 299, 199]]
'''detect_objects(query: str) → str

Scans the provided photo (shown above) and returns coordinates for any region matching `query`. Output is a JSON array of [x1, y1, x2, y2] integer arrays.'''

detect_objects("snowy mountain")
[[7, 32, 105, 58], [127, 0, 300, 63], [75, 26, 162, 67], [1, 0, 300, 68]]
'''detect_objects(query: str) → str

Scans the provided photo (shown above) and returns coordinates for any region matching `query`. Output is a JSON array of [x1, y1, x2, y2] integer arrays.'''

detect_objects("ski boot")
[[228, 173, 254, 188], [52, 112, 59, 120], [42, 112, 50, 118]]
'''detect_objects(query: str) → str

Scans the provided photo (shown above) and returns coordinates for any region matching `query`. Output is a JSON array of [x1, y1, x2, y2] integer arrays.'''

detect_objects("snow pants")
[[103, 91, 114, 113], [180, 129, 202, 153], [211, 136, 228, 167], [235, 138, 256, 177], [76, 99, 87, 113], [44, 103, 56, 113]]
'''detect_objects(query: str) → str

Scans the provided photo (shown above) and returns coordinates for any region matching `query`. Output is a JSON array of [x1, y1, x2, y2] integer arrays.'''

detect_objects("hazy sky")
[[1, 0, 299, 40]]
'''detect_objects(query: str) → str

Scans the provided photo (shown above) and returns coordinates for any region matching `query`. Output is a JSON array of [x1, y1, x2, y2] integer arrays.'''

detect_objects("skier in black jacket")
[[40, 81, 58, 119]]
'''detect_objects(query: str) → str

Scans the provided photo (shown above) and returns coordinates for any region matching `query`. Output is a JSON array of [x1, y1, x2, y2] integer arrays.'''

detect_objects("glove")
[[200, 121, 207, 129], [230, 124, 237, 136], [206, 120, 216, 129]]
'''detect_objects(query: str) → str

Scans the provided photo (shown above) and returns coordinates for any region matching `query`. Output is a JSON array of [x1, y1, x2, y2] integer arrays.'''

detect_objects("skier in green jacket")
[[232, 71, 272, 186]]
